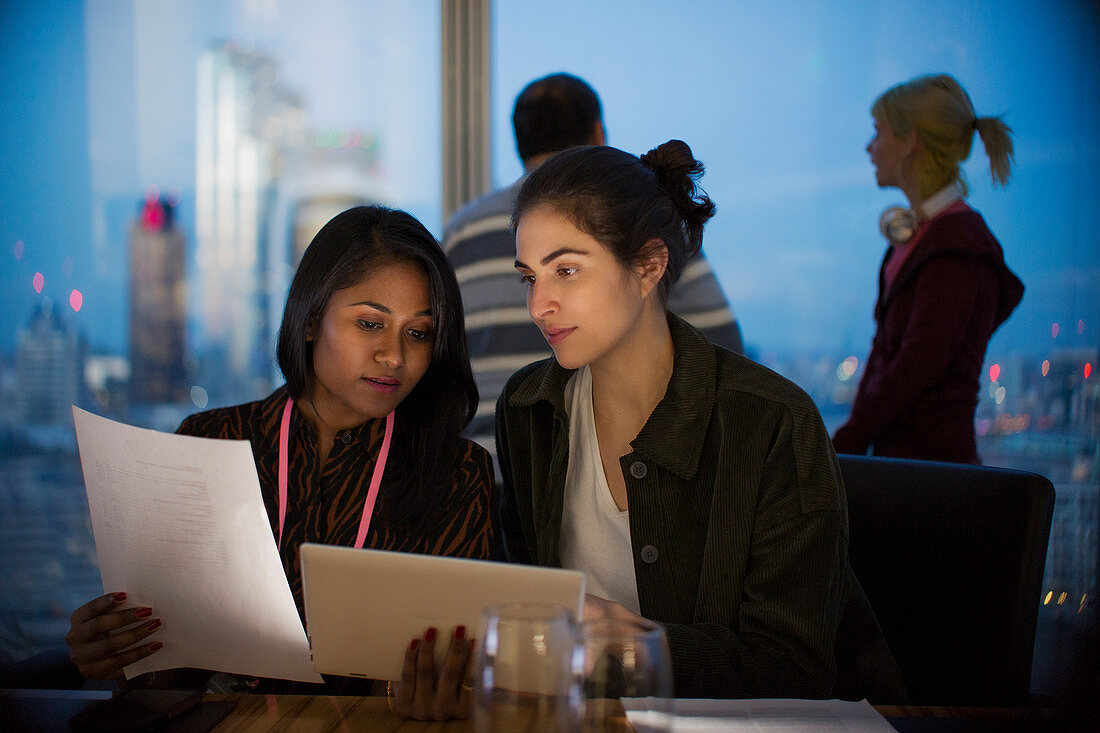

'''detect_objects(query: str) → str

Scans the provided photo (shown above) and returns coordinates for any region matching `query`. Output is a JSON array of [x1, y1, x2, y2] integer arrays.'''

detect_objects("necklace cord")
[[277, 398, 393, 551]]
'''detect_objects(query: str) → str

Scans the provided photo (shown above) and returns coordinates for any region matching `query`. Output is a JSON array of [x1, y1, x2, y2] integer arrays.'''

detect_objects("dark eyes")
[[517, 266, 576, 285], [356, 320, 431, 342]]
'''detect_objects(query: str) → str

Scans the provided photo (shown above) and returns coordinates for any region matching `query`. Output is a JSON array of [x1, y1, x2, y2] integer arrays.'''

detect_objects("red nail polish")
[[135, 607, 152, 619], [425, 627, 437, 643], [409, 639, 419, 652], [145, 619, 161, 632], [149, 642, 163, 652], [113, 592, 127, 603], [455, 625, 466, 640]]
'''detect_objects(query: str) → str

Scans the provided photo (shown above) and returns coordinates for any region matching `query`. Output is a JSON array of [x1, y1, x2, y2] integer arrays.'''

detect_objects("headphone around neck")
[[879, 207, 917, 245], [878, 184, 963, 246]]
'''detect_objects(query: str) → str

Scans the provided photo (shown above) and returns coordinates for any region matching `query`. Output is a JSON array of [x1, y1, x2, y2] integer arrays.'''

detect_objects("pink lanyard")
[[276, 398, 394, 550]]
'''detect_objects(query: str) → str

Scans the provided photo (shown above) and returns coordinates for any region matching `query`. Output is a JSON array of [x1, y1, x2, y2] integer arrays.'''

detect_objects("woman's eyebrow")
[[347, 300, 431, 317], [514, 247, 590, 270]]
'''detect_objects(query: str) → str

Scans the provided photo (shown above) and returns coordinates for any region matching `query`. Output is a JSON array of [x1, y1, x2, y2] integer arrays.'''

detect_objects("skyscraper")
[[15, 300, 85, 426], [129, 195, 187, 404], [194, 44, 304, 405]]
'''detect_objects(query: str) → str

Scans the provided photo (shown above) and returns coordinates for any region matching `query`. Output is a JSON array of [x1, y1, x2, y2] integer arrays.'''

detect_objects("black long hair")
[[512, 140, 715, 303], [276, 205, 477, 529]]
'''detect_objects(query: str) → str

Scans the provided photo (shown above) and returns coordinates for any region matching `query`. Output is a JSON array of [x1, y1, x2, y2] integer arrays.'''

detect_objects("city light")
[[836, 356, 858, 381], [989, 363, 1000, 382], [69, 289, 83, 312], [190, 385, 210, 409], [1044, 591, 1053, 605], [1086, 363, 1093, 380], [141, 199, 167, 230], [993, 414, 1030, 433], [313, 126, 381, 150], [32, 271, 43, 293]]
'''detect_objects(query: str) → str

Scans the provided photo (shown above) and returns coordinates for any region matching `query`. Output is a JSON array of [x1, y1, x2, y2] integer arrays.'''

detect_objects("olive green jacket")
[[496, 314, 906, 702]]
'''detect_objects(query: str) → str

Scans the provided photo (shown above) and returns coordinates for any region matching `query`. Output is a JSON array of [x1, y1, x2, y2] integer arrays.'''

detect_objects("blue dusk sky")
[[2, 0, 1098, 363]]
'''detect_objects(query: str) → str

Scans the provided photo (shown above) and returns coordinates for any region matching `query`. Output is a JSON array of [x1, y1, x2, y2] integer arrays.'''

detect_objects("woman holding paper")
[[66, 206, 490, 715], [496, 141, 908, 702]]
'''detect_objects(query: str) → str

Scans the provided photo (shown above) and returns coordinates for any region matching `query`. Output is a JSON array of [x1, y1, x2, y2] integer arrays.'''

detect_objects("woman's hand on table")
[[390, 625, 474, 721], [65, 592, 163, 680], [583, 593, 647, 624]]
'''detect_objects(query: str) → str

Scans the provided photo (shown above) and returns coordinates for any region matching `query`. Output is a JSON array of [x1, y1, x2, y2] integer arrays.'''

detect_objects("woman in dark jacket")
[[833, 74, 1024, 463], [499, 140, 906, 702]]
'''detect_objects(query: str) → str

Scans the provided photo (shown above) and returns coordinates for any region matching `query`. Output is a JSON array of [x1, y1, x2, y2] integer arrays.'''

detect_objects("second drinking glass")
[[473, 602, 583, 732]]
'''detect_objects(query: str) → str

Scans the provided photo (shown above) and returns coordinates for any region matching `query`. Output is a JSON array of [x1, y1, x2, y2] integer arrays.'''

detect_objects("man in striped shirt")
[[443, 73, 743, 462]]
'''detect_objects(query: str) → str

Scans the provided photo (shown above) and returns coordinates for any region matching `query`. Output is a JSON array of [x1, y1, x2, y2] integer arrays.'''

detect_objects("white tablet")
[[299, 543, 586, 681]]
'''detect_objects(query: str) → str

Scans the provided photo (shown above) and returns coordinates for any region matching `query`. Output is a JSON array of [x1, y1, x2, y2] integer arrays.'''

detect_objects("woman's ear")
[[903, 129, 921, 159], [636, 240, 669, 300]]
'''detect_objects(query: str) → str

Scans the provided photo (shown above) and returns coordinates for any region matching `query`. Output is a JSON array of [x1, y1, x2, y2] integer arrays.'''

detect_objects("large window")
[[492, 0, 1098, 700], [1, 0, 441, 665], [1, 0, 1096, 703]]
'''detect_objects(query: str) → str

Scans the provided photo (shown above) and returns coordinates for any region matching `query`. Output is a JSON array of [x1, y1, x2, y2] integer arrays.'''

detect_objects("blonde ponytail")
[[974, 116, 1014, 187]]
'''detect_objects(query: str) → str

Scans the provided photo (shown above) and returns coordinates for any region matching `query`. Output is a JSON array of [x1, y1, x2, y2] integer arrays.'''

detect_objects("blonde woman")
[[833, 74, 1024, 463]]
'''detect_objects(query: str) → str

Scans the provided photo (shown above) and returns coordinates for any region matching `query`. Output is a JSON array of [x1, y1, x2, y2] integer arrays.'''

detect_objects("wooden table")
[[210, 694, 470, 731], [0, 689, 1058, 732], [210, 696, 1053, 732]]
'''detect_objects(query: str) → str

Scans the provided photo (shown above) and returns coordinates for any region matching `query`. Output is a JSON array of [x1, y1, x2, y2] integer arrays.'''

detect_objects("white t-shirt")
[[559, 366, 641, 614]]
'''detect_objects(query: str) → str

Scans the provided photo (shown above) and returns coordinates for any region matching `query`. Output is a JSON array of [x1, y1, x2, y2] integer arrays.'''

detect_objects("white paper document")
[[73, 407, 323, 683], [624, 698, 896, 732]]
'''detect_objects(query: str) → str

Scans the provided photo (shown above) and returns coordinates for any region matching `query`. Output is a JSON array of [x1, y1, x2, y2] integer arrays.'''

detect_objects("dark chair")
[[837, 455, 1054, 707]]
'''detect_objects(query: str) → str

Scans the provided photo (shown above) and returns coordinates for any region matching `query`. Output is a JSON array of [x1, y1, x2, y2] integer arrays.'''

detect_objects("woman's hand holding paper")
[[65, 591, 163, 680]]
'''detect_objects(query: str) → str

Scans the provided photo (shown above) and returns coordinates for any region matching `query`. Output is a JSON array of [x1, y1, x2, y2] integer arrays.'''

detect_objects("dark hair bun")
[[639, 140, 715, 259]]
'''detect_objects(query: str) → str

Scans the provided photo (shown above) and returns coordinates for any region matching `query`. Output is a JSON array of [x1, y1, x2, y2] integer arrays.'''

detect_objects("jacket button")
[[640, 545, 659, 564], [337, 431, 353, 445], [629, 461, 647, 479]]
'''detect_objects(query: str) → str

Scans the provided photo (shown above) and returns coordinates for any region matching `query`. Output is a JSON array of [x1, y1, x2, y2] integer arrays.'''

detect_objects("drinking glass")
[[473, 602, 583, 732], [581, 618, 674, 733]]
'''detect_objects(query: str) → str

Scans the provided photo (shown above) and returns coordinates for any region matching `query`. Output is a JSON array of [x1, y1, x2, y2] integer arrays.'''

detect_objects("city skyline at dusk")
[[0, 0, 1096, 705]]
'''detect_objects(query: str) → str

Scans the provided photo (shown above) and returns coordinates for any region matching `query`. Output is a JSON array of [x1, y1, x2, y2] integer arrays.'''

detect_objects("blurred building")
[[14, 300, 86, 426], [281, 131, 389, 266], [129, 196, 187, 404], [194, 43, 305, 404]]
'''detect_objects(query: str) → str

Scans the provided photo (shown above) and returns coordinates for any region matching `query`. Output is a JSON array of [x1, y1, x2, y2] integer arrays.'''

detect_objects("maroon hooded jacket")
[[833, 204, 1024, 463]]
